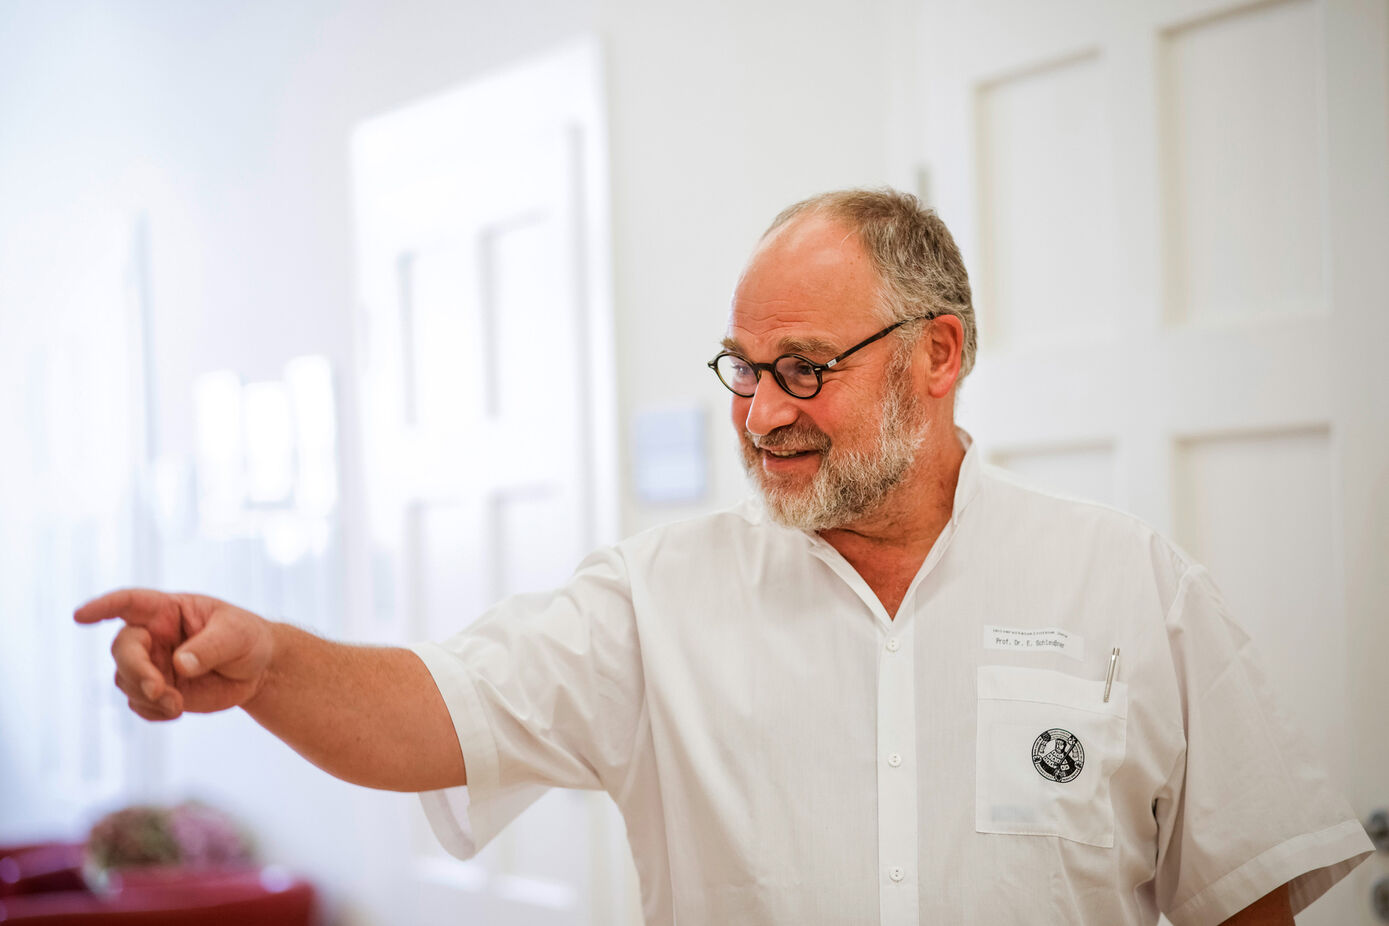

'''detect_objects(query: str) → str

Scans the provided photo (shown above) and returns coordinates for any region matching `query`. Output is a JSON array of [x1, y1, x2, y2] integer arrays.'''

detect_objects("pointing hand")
[[74, 588, 274, 721]]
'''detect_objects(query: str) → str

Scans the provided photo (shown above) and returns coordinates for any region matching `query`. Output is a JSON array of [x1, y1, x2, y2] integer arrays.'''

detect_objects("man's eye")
[[728, 359, 753, 377], [779, 357, 818, 380]]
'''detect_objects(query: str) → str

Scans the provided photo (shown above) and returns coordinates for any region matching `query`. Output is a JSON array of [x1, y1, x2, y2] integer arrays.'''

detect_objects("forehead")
[[726, 214, 883, 356]]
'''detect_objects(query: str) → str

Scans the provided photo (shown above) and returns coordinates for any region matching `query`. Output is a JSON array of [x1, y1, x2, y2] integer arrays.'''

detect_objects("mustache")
[[746, 423, 832, 452]]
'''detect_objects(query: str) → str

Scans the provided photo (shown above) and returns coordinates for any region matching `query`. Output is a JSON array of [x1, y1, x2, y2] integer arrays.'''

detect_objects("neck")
[[817, 427, 966, 617]]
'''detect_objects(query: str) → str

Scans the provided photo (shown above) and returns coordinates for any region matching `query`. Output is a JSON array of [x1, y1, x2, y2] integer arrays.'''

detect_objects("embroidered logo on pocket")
[[1032, 728, 1085, 783]]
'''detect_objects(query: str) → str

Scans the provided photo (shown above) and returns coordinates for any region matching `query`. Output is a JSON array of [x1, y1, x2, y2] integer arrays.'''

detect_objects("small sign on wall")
[[632, 406, 707, 505]]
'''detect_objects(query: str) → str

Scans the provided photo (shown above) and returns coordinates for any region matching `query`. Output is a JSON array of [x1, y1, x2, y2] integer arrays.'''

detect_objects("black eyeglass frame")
[[707, 315, 931, 400]]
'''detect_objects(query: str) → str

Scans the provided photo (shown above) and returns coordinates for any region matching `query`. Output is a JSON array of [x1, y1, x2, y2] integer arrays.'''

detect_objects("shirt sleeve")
[[409, 544, 645, 859], [1153, 565, 1372, 926]]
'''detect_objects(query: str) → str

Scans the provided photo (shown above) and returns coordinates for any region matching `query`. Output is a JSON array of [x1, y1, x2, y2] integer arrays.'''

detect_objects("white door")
[[351, 38, 632, 926], [916, 0, 1388, 922]]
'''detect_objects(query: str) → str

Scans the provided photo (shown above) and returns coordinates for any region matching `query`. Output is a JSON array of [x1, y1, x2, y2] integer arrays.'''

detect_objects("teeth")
[[766, 450, 803, 457]]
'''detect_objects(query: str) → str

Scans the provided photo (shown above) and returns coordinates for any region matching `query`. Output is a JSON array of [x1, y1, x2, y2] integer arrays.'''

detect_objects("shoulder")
[[964, 462, 1196, 607], [613, 497, 818, 599], [976, 461, 1165, 537], [617, 497, 790, 559]]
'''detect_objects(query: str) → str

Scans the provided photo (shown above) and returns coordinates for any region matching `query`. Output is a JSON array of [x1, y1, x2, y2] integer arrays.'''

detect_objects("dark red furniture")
[[0, 842, 316, 924]]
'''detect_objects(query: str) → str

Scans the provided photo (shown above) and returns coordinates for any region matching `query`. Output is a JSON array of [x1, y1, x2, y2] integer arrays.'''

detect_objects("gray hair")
[[764, 188, 978, 380]]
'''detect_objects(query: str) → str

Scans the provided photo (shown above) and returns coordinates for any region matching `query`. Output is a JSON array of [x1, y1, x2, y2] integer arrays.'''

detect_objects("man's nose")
[[742, 375, 802, 437]]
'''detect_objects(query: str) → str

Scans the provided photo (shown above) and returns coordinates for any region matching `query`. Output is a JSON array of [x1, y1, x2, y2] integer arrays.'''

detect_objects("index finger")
[[74, 588, 179, 626]]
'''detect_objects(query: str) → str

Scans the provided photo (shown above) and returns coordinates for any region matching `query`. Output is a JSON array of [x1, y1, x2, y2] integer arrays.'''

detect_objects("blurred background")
[[1, 0, 1385, 923]]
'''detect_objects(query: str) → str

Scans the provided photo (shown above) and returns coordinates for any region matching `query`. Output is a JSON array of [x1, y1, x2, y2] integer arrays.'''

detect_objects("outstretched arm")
[[75, 588, 466, 792]]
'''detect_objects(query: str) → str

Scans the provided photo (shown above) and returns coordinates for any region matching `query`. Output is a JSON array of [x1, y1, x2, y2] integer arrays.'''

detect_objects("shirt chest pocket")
[[975, 665, 1128, 848]]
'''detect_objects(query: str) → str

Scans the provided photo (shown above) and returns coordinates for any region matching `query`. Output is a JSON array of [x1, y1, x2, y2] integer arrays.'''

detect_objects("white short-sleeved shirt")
[[411, 436, 1371, 925]]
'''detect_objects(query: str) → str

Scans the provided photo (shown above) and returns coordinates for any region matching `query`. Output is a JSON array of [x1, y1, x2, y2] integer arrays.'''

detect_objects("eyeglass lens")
[[714, 353, 821, 398]]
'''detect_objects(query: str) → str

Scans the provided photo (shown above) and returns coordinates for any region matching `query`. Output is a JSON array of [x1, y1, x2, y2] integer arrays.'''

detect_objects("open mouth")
[[744, 428, 829, 470]]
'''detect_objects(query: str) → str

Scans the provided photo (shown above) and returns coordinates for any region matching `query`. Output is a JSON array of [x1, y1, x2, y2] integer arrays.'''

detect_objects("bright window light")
[[244, 380, 294, 506], [285, 354, 338, 517], [193, 370, 245, 532]]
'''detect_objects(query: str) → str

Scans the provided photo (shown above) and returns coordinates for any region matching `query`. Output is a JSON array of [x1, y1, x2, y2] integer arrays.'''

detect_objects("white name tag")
[[983, 626, 1085, 661]]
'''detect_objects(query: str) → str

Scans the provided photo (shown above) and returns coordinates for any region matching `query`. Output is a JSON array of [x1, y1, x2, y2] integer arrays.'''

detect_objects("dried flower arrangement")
[[84, 800, 255, 882]]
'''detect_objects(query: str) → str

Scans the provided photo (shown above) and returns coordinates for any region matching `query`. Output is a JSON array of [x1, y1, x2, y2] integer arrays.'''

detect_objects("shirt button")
[[885, 638, 900, 653], [889, 866, 905, 882], [887, 752, 902, 768]]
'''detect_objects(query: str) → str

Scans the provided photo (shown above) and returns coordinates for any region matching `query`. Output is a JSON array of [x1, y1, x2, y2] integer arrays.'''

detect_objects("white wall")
[[0, 1, 915, 922], [600, 0, 922, 533]]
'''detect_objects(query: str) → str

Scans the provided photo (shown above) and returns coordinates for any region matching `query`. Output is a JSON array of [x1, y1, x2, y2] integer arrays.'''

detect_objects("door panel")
[[1173, 428, 1348, 775], [977, 51, 1119, 349], [1160, 0, 1327, 323]]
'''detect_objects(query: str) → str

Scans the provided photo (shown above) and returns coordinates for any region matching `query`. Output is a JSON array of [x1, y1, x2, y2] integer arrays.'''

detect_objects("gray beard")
[[741, 377, 927, 532]]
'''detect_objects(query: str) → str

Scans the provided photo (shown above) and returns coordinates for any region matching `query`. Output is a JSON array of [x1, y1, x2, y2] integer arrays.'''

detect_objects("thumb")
[[173, 610, 257, 680], [173, 648, 205, 677]]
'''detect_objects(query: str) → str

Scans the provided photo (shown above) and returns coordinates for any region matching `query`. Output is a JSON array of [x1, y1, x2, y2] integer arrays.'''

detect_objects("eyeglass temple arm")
[[823, 319, 910, 370]]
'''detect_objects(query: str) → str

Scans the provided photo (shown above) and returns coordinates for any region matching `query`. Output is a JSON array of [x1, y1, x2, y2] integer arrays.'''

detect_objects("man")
[[79, 189, 1371, 924]]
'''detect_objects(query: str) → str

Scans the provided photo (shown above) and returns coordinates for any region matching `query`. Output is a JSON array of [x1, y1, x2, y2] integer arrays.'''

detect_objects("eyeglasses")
[[707, 316, 928, 399]]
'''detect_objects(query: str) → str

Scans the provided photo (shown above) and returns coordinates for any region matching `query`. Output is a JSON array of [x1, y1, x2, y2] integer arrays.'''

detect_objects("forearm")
[[1219, 883, 1292, 925], [242, 622, 466, 792]]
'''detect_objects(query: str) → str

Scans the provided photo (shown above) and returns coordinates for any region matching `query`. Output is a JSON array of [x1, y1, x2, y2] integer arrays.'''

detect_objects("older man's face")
[[724, 216, 929, 531]]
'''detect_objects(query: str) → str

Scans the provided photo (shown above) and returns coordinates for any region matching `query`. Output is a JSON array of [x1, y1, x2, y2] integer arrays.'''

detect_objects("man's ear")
[[918, 315, 963, 399]]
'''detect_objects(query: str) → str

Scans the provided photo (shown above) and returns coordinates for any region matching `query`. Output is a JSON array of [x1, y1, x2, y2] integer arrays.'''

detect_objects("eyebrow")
[[720, 333, 841, 359]]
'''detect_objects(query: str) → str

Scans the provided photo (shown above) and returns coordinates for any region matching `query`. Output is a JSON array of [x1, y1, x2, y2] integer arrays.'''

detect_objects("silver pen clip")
[[1103, 647, 1119, 703]]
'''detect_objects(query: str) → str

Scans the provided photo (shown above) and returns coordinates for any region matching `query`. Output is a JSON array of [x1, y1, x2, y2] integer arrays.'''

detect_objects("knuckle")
[[112, 626, 137, 652]]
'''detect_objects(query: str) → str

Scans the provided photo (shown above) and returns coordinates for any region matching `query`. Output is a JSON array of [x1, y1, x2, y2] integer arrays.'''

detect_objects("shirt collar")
[[951, 427, 981, 525]]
